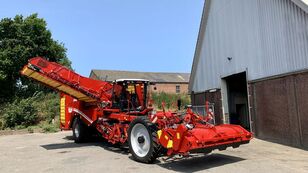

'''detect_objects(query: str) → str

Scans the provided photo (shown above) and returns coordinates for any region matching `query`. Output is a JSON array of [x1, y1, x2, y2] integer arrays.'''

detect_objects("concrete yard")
[[0, 131, 307, 173]]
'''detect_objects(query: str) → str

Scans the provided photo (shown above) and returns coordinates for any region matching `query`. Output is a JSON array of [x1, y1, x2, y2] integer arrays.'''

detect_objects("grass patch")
[[27, 126, 34, 133], [39, 121, 59, 133]]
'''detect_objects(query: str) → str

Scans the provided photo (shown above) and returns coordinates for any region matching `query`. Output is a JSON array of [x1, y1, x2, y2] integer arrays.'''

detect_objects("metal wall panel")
[[192, 0, 308, 92]]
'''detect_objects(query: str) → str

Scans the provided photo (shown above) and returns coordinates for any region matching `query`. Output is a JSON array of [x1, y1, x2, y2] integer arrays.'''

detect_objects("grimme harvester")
[[21, 57, 252, 163]]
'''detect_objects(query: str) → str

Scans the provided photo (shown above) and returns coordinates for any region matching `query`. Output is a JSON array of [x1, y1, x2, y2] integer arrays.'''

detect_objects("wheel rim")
[[131, 123, 151, 157], [74, 122, 80, 138]]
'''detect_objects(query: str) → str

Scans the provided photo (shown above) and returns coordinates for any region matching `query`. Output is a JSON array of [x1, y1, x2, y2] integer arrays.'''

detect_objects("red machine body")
[[21, 57, 252, 162]]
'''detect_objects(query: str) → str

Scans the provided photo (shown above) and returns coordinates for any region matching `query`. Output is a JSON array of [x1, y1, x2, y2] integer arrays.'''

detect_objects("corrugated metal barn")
[[189, 0, 308, 149]]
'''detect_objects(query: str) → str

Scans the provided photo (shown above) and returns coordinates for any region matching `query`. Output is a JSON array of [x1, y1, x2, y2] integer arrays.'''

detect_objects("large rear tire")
[[128, 117, 161, 163], [72, 117, 88, 143]]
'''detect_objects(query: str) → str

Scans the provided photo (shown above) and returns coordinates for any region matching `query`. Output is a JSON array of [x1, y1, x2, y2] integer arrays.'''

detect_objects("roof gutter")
[[291, 0, 308, 13]]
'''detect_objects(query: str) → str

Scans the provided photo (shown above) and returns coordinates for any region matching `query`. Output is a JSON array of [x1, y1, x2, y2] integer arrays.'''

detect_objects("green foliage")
[[2, 96, 38, 127], [0, 118, 4, 130], [32, 92, 59, 123], [0, 104, 6, 129], [39, 121, 59, 133], [0, 14, 71, 103], [0, 13, 70, 131], [151, 92, 191, 110], [0, 92, 60, 129], [27, 126, 34, 133]]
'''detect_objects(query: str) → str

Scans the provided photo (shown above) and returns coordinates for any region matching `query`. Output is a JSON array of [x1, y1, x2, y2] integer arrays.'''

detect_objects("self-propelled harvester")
[[21, 57, 252, 163]]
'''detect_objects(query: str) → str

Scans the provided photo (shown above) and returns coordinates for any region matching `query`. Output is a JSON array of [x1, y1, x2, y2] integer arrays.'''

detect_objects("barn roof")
[[90, 70, 190, 83], [291, 0, 308, 13]]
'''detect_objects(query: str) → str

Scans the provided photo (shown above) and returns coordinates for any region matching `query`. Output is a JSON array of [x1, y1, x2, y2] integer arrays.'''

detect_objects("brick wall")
[[250, 72, 308, 149], [150, 83, 188, 94], [89, 72, 189, 94]]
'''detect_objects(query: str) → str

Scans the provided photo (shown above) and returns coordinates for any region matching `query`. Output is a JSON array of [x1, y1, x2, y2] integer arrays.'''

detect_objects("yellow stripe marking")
[[176, 132, 180, 139], [167, 140, 173, 149], [60, 97, 66, 124], [157, 130, 162, 139]]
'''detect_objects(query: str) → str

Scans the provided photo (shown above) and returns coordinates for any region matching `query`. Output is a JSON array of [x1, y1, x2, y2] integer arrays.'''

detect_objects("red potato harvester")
[[21, 57, 252, 163]]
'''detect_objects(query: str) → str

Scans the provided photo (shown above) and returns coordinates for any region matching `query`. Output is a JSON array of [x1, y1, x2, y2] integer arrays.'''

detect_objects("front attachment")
[[158, 124, 252, 155]]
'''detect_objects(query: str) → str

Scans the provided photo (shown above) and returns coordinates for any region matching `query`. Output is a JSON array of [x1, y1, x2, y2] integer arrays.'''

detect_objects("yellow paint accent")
[[57, 85, 94, 102], [167, 140, 173, 149], [21, 67, 35, 76], [22, 67, 96, 103], [36, 75, 44, 81], [176, 132, 180, 139], [30, 72, 39, 79], [157, 130, 162, 139], [127, 85, 135, 93], [164, 135, 169, 140], [60, 97, 66, 124], [21, 67, 27, 74], [22, 67, 29, 75], [28, 72, 65, 89]]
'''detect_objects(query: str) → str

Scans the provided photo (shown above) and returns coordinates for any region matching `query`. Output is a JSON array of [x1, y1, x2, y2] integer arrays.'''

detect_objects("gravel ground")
[[0, 131, 307, 173]]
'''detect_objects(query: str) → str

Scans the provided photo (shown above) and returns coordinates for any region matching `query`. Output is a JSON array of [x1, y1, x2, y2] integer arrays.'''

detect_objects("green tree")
[[0, 14, 71, 103]]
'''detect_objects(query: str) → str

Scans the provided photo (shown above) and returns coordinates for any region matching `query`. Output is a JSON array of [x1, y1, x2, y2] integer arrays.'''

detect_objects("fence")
[[191, 103, 216, 125]]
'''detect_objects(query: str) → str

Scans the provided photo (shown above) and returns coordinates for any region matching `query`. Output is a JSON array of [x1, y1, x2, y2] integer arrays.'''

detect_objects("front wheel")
[[128, 117, 161, 163], [72, 117, 88, 143]]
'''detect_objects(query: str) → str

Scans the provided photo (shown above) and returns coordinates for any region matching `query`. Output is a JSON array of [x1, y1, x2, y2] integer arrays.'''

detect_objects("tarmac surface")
[[0, 131, 307, 173]]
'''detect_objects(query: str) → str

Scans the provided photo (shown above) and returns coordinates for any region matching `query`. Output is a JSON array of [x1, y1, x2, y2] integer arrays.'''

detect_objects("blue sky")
[[1, 0, 204, 76]]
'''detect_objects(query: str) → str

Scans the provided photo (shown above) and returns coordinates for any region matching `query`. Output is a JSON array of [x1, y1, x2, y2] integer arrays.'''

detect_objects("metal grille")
[[191, 103, 215, 125]]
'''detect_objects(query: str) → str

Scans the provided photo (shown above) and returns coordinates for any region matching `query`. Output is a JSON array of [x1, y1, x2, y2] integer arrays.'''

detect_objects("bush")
[[151, 92, 191, 110], [0, 91, 60, 129], [0, 118, 4, 130], [32, 92, 59, 123], [2, 97, 38, 128], [0, 103, 7, 130]]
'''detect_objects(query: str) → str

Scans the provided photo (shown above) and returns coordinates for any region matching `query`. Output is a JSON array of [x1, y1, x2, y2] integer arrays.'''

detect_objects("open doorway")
[[223, 72, 250, 131]]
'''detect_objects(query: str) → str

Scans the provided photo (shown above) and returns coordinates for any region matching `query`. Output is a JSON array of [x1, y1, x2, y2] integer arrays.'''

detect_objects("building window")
[[176, 85, 180, 93]]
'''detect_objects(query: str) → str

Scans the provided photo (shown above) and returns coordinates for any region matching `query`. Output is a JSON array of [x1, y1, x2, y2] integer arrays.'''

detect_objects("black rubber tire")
[[128, 117, 161, 163], [72, 117, 88, 143]]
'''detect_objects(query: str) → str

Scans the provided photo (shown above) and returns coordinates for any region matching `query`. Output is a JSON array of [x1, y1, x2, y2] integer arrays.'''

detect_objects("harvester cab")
[[111, 79, 150, 113]]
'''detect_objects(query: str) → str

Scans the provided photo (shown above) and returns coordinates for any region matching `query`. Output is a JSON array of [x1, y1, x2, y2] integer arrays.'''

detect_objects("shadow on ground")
[[41, 135, 245, 172], [40, 135, 129, 155], [157, 153, 245, 172]]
